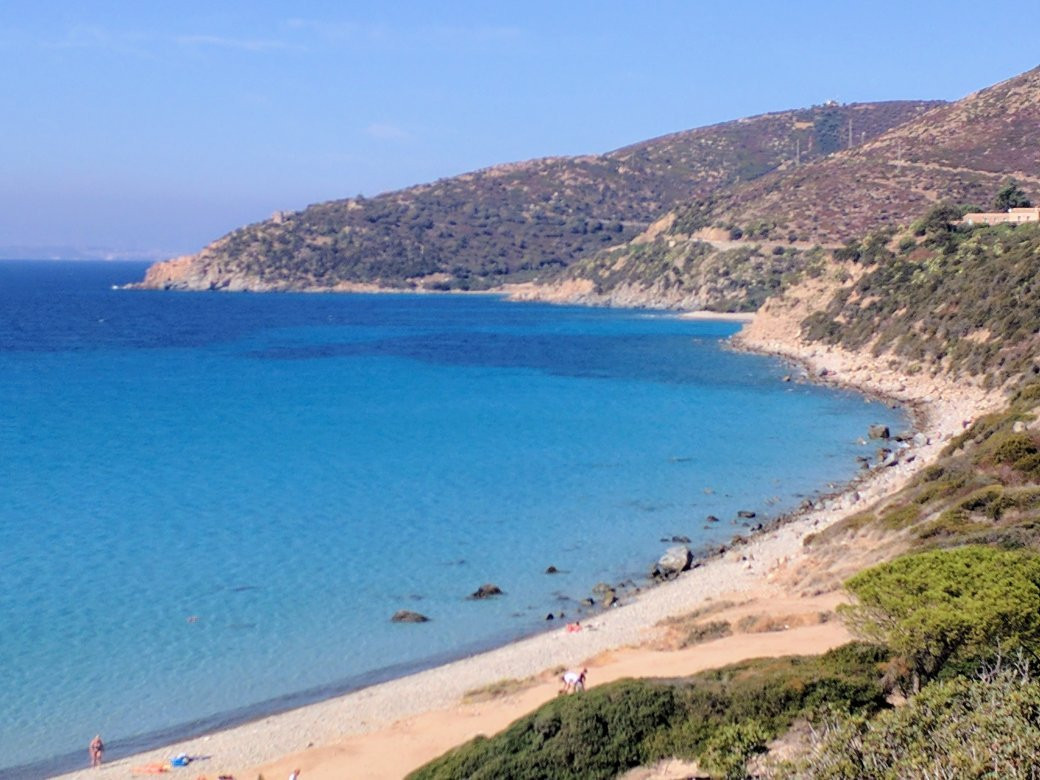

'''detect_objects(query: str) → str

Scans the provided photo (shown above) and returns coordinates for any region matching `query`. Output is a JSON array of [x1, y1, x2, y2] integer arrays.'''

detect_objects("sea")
[[0, 260, 906, 777]]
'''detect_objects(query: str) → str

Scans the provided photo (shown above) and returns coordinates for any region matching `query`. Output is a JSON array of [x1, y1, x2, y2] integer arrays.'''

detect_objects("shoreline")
[[51, 311, 1000, 780]]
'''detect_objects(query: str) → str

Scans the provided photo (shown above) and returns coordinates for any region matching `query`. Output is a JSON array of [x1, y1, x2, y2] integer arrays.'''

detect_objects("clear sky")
[[2, 1, 1038, 258]]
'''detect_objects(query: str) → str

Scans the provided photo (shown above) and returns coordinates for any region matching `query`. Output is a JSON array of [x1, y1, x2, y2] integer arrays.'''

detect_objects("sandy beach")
[[54, 309, 1000, 780]]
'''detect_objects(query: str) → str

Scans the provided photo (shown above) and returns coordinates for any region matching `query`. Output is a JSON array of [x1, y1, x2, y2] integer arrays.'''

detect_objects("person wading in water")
[[89, 734, 104, 768]]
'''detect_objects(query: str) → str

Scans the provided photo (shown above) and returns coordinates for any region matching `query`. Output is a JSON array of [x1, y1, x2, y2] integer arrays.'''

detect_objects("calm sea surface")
[[0, 260, 906, 776]]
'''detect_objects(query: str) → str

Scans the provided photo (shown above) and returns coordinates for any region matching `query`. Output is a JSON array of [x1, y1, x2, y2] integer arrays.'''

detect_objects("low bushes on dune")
[[406, 644, 889, 780]]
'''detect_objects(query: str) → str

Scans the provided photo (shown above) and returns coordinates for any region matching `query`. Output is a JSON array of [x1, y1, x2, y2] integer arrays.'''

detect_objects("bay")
[[0, 260, 904, 776]]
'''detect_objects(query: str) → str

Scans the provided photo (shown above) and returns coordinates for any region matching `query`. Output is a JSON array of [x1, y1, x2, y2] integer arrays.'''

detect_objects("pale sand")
[[677, 310, 755, 322], [55, 308, 1003, 780]]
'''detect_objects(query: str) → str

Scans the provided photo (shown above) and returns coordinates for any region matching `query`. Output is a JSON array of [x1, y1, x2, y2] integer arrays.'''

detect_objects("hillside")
[[550, 65, 1040, 309], [130, 101, 935, 292], [402, 208, 1040, 780], [676, 65, 1040, 245]]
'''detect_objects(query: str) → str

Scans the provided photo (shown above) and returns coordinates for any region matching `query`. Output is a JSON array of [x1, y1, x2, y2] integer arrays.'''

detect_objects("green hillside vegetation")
[[840, 546, 1040, 692], [805, 381, 1040, 554], [137, 101, 935, 291], [558, 233, 828, 311], [800, 669, 1040, 778], [409, 547, 1040, 779], [410, 198, 1040, 775], [407, 644, 889, 780], [552, 67, 1040, 308], [800, 217, 1040, 387], [792, 546, 1040, 779]]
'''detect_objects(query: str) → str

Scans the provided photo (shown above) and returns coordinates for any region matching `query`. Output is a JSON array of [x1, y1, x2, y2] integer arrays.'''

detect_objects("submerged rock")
[[737, 510, 757, 519], [391, 610, 429, 623], [868, 424, 891, 440], [706, 515, 720, 523]]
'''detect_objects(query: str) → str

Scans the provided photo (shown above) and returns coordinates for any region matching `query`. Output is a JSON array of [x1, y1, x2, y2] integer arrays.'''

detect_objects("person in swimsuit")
[[89, 734, 104, 767]]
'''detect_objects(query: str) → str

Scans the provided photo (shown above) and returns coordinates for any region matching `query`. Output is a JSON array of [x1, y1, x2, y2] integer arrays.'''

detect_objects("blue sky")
[[2, 1, 1038, 257]]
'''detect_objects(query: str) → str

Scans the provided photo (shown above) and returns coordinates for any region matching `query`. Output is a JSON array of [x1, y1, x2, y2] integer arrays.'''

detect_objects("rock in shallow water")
[[391, 610, 429, 623], [469, 583, 504, 599]]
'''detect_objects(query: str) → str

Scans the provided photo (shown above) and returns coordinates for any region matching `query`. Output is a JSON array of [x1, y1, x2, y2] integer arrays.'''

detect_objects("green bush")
[[800, 670, 1040, 778], [1014, 453, 1040, 479], [408, 680, 678, 780], [988, 432, 1039, 466], [840, 546, 1040, 692], [700, 720, 770, 779], [880, 504, 921, 530]]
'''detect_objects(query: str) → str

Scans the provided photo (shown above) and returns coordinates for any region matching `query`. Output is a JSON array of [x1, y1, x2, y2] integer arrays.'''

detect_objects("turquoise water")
[[0, 261, 905, 776]]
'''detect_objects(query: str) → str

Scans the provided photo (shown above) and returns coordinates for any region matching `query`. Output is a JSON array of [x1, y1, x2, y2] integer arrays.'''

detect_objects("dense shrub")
[[841, 546, 1040, 692], [408, 680, 678, 780], [800, 670, 1040, 778]]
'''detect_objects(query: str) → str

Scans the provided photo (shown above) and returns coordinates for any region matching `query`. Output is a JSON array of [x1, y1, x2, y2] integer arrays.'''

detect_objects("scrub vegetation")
[[801, 216, 1040, 387], [145, 101, 935, 292], [408, 644, 889, 780]]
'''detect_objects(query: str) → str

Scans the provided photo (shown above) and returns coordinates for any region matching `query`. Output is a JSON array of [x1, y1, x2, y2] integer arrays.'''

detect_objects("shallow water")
[[0, 260, 905, 776]]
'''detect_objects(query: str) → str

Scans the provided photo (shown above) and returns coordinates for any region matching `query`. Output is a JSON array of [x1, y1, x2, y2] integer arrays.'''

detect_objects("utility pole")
[[795, 137, 801, 166], [848, 118, 853, 148]]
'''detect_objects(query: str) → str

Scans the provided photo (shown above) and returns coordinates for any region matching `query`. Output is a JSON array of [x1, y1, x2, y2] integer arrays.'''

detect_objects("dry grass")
[[461, 675, 540, 703], [653, 599, 745, 650], [734, 611, 831, 634]]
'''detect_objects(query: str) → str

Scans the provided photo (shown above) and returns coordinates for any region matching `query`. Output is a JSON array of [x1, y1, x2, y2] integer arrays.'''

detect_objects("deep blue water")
[[0, 260, 905, 776]]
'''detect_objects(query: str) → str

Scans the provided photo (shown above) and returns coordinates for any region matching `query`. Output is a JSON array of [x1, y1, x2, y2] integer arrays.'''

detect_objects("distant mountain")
[[130, 101, 938, 292], [547, 66, 1040, 309], [0, 245, 166, 262]]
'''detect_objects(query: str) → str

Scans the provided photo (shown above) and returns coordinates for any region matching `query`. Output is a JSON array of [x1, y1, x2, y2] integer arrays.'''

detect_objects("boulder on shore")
[[391, 610, 429, 623], [469, 583, 504, 599], [651, 545, 692, 580]]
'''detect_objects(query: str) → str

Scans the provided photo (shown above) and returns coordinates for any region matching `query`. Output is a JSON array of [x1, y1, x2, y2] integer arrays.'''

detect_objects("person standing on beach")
[[289, 769, 301, 780], [89, 734, 104, 767]]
